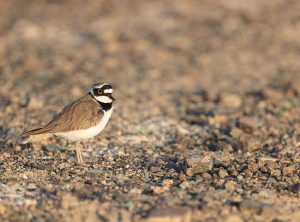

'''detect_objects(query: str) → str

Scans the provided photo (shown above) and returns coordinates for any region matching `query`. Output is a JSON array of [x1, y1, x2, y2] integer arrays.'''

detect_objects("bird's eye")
[[97, 89, 104, 94]]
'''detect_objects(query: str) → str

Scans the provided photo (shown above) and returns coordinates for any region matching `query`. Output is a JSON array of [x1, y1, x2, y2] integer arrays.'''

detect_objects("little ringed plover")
[[22, 82, 115, 164]]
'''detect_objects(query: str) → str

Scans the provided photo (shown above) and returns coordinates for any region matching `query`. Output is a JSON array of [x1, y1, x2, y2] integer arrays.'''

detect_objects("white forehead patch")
[[94, 83, 109, 89], [104, 89, 113, 93]]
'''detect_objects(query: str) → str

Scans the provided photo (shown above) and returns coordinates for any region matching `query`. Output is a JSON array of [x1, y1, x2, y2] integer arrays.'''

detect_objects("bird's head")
[[90, 82, 115, 103]]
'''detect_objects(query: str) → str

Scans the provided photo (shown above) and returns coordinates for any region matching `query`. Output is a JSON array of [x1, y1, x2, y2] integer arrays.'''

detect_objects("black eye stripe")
[[101, 85, 112, 90], [93, 89, 112, 97], [93, 88, 102, 96]]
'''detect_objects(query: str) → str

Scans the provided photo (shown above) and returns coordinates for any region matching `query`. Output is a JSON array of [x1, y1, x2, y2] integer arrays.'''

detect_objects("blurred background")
[[0, 0, 300, 221], [0, 0, 299, 123]]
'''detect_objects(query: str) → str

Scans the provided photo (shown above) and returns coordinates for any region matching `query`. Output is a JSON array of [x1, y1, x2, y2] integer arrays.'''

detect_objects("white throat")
[[96, 96, 113, 103]]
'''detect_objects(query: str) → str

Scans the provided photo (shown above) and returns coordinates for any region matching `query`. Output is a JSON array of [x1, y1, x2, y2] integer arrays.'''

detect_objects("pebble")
[[150, 166, 160, 173], [27, 96, 44, 110], [186, 154, 213, 176], [238, 116, 259, 134], [227, 166, 238, 177], [248, 161, 258, 172], [142, 207, 192, 222], [202, 172, 212, 179], [244, 169, 253, 177], [162, 179, 174, 189], [217, 141, 233, 152], [237, 134, 262, 152], [237, 175, 244, 182], [0, 204, 6, 215], [221, 94, 242, 108], [213, 150, 231, 166], [271, 169, 281, 178], [230, 127, 244, 140], [282, 166, 295, 175], [225, 180, 237, 191], [239, 200, 263, 216], [225, 214, 244, 222], [218, 168, 228, 178], [27, 183, 38, 191]]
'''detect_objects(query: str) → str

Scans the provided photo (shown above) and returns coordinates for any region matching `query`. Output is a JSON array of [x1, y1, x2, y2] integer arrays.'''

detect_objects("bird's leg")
[[79, 147, 84, 164], [75, 141, 85, 164]]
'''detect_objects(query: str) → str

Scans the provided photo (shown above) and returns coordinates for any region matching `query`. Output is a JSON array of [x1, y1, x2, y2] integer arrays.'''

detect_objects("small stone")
[[219, 168, 228, 178], [162, 179, 174, 189], [0, 204, 6, 215], [152, 186, 164, 194], [142, 207, 192, 222], [292, 155, 300, 163], [230, 127, 244, 139], [227, 166, 238, 177], [237, 133, 261, 152], [238, 163, 248, 173], [150, 166, 160, 173], [264, 88, 283, 102], [15, 145, 22, 151], [239, 200, 263, 216], [221, 94, 242, 108], [208, 114, 229, 127], [244, 169, 253, 177], [239, 197, 276, 220], [248, 161, 258, 172], [217, 141, 233, 152], [186, 154, 213, 176], [282, 166, 295, 175], [202, 172, 212, 179], [117, 147, 126, 156], [22, 174, 28, 179], [258, 159, 265, 168], [213, 150, 231, 166], [225, 214, 243, 222], [61, 194, 79, 209], [258, 157, 277, 169], [265, 161, 281, 170], [238, 116, 259, 134], [130, 188, 142, 195], [267, 177, 277, 184], [287, 183, 300, 194], [225, 180, 237, 191], [1, 152, 10, 160], [237, 175, 244, 182], [271, 169, 281, 177], [180, 181, 192, 190], [27, 96, 44, 110], [27, 183, 38, 191]]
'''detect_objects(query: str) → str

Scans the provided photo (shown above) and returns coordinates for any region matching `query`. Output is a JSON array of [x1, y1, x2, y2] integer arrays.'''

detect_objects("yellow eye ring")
[[97, 89, 104, 94]]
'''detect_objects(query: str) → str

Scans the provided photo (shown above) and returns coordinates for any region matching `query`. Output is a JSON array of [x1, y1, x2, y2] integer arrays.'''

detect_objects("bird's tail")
[[21, 128, 48, 136]]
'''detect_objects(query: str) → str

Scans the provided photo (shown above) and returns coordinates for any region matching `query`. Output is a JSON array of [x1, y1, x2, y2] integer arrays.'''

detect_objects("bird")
[[21, 82, 115, 164]]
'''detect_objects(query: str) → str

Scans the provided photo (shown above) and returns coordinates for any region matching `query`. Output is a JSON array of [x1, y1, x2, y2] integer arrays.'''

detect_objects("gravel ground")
[[0, 0, 300, 221]]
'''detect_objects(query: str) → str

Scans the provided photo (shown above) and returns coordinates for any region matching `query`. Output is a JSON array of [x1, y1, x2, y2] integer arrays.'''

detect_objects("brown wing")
[[22, 94, 103, 135]]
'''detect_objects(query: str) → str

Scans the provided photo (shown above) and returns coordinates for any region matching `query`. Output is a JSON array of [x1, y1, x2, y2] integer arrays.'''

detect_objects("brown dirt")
[[0, 0, 299, 221]]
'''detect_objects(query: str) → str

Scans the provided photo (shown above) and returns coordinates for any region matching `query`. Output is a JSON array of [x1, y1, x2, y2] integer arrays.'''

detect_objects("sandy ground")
[[0, 0, 300, 221]]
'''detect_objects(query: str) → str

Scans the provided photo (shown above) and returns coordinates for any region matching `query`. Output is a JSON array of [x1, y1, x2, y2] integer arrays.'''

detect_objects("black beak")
[[110, 95, 115, 101]]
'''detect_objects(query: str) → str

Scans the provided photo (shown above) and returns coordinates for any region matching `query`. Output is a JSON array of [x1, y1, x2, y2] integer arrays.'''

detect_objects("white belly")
[[55, 108, 113, 141]]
